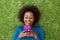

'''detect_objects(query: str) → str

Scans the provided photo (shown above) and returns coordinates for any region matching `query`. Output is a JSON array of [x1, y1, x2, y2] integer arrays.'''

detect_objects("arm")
[[36, 27, 44, 40], [12, 26, 22, 40]]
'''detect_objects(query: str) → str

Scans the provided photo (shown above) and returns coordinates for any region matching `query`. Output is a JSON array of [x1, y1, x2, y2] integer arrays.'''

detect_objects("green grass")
[[0, 0, 60, 40]]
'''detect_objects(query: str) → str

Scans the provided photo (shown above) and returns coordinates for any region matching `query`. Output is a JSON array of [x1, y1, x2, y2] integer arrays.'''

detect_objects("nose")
[[27, 17, 30, 21]]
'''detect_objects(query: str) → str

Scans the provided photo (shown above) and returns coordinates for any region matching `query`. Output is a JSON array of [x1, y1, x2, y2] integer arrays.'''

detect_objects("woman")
[[12, 5, 44, 40]]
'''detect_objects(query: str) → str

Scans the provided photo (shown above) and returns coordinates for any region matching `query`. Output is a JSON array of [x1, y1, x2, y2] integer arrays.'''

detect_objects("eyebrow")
[[25, 14, 34, 16], [25, 15, 34, 17]]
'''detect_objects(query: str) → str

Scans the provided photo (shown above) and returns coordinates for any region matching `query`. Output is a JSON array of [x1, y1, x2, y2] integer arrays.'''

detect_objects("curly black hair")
[[18, 5, 41, 25]]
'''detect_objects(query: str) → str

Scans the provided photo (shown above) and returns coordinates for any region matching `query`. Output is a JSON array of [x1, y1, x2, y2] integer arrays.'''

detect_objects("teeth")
[[27, 21, 30, 23], [27, 21, 31, 25]]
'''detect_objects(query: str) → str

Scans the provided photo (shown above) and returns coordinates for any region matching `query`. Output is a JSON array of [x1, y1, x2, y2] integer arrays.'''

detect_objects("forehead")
[[24, 11, 34, 16]]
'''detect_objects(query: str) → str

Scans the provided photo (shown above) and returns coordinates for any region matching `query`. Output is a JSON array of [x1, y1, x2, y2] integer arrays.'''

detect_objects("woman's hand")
[[29, 30, 38, 39], [18, 31, 30, 38], [18, 30, 38, 39]]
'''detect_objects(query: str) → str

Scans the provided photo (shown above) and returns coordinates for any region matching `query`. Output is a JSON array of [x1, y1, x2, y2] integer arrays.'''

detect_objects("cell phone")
[[24, 25, 31, 33]]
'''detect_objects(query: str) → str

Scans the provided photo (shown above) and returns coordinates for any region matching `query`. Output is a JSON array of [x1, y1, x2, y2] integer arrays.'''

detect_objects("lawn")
[[0, 0, 60, 40]]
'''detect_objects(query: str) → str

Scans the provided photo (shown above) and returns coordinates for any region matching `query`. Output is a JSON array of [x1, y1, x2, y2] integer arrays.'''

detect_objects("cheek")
[[24, 18, 27, 22], [31, 19, 34, 23]]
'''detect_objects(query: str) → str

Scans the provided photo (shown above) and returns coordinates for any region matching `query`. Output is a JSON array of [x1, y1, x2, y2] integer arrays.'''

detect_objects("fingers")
[[24, 32, 30, 37], [19, 30, 38, 38], [22, 30, 30, 37], [18, 31, 25, 38]]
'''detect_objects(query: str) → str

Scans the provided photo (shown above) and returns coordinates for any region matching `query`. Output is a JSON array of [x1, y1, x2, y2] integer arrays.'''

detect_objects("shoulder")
[[15, 26, 23, 29], [32, 26, 43, 33], [14, 26, 24, 32], [32, 26, 42, 30]]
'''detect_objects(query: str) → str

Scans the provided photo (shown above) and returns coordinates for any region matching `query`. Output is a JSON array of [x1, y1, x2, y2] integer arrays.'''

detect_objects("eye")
[[30, 17, 33, 19], [25, 17, 28, 19], [30, 16, 34, 19]]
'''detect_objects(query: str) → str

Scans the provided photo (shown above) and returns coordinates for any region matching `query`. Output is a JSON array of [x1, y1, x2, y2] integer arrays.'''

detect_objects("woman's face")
[[24, 12, 34, 26]]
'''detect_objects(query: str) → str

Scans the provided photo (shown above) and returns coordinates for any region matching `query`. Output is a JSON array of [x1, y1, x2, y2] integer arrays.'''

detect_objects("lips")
[[26, 21, 31, 25]]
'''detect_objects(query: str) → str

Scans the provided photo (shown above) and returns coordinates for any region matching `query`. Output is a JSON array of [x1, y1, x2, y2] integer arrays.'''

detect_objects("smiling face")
[[23, 11, 34, 26]]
